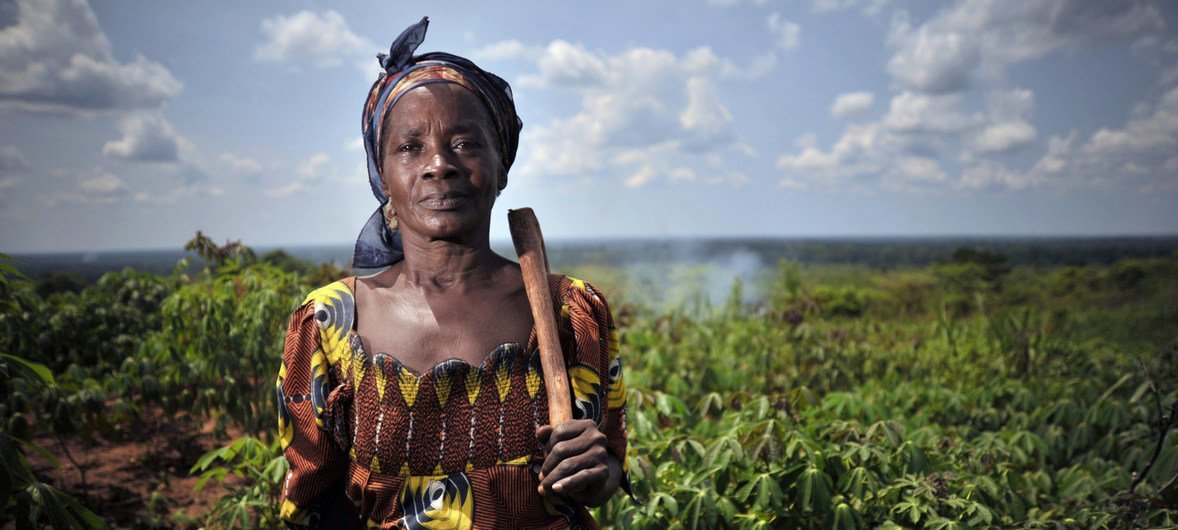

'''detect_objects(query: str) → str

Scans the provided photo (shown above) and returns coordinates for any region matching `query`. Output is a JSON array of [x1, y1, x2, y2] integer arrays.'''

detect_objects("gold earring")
[[382, 201, 398, 230]]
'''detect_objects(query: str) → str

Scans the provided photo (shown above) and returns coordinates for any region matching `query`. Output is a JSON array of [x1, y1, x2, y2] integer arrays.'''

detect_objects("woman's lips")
[[419, 192, 470, 210]]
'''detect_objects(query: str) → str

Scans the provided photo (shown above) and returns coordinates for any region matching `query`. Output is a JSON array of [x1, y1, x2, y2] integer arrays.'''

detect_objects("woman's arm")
[[535, 277, 633, 506], [277, 300, 350, 526]]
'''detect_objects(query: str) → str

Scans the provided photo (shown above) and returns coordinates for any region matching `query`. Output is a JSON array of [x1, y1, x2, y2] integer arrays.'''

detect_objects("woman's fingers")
[[537, 420, 606, 477], [550, 465, 609, 502], [535, 419, 610, 499]]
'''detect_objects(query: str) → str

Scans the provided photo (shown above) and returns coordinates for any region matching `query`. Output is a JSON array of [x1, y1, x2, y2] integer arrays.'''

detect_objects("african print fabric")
[[277, 276, 630, 529]]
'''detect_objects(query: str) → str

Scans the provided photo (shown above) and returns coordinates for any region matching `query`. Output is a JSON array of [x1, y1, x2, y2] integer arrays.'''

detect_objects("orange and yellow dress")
[[276, 275, 630, 529]]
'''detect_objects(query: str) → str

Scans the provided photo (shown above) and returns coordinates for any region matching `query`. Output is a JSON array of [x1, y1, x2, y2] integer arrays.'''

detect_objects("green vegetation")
[[1, 237, 1176, 528]]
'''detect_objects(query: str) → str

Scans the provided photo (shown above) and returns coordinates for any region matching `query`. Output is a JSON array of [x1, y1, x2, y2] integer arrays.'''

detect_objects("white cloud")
[[103, 112, 183, 162], [221, 153, 263, 175], [298, 153, 331, 178], [777, 122, 893, 186], [265, 182, 309, 198], [520, 40, 609, 90], [255, 10, 371, 69], [813, 0, 890, 15], [624, 165, 656, 188], [668, 167, 697, 182], [79, 172, 125, 194], [887, 156, 947, 187], [783, 66, 1178, 194], [680, 77, 734, 139], [882, 91, 980, 134], [473, 39, 529, 61], [1029, 85, 1178, 190], [811, 0, 860, 12], [0, 145, 31, 174], [830, 91, 875, 118], [767, 13, 801, 51], [513, 41, 754, 188], [886, 16, 980, 94], [50, 171, 128, 205], [971, 121, 1036, 154], [886, 0, 1163, 94], [124, 182, 223, 205], [0, 0, 182, 113]]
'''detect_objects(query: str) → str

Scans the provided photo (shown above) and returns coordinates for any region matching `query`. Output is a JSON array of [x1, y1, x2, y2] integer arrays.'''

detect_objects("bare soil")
[[13, 407, 243, 529]]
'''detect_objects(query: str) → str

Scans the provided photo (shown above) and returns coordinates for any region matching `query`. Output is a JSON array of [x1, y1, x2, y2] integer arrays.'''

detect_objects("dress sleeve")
[[276, 302, 349, 527], [562, 278, 634, 498]]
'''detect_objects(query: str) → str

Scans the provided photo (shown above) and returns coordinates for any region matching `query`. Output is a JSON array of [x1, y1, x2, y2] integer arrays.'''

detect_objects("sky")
[[1, 0, 1176, 253]]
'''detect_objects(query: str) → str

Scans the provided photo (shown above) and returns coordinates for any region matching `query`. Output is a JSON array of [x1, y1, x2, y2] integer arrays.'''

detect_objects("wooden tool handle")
[[508, 208, 572, 425]]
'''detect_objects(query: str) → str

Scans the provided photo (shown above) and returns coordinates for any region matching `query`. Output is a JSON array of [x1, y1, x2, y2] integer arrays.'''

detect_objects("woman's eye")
[[398, 143, 420, 154], [453, 140, 479, 150]]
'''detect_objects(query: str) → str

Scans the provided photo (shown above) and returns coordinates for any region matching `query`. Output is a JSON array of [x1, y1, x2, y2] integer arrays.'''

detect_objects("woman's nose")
[[421, 147, 460, 180]]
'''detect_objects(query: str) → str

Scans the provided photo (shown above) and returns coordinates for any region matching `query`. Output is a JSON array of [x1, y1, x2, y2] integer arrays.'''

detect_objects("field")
[[2, 236, 1177, 529]]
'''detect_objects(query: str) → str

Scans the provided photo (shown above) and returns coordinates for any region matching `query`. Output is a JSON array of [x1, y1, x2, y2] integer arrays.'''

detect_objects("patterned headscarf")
[[353, 17, 523, 268]]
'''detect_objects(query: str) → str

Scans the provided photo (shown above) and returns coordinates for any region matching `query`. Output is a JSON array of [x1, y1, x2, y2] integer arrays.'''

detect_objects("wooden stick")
[[508, 208, 572, 425]]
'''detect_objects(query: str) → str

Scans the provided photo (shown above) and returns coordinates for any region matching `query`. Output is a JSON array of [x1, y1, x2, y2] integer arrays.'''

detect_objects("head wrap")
[[353, 16, 523, 268]]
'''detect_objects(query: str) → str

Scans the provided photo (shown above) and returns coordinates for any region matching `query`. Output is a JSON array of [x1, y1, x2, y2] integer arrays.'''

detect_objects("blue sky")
[[1, 0, 1176, 252]]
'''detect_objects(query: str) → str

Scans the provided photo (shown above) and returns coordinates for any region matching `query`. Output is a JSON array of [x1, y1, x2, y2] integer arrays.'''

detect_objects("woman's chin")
[[405, 216, 488, 242]]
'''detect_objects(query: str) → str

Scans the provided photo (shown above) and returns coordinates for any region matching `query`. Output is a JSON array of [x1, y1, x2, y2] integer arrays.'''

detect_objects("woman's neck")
[[396, 233, 506, 289]]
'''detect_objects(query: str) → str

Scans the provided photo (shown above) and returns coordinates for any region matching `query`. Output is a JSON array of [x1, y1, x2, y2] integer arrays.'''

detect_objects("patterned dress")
[[277, 275, 630, 529]]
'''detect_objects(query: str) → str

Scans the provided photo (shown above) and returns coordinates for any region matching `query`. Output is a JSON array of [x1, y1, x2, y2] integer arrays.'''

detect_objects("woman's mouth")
[[419, 192, 470, 210]]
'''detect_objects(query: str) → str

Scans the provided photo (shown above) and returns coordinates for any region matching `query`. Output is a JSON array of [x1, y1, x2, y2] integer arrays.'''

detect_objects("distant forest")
[[10, 236, 1178, 284]]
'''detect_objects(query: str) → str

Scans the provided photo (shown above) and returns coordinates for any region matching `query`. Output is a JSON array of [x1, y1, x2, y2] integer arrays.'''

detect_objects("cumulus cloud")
[[882, 91, 980, 134], [255, 10, 372, 69], [780, 0, 1168, 193], [886, 0, 1162, 94], [103, 112, 184, 162], [297, 152, 330, 178], [767, 13, 801, 51], [511, 40, 757, 188], [473, 39, 530, 62], [830, 91, 875, 118], [50, 171, 128, 205], [259, 152, 330, 197], [1029, 85, 1178, 190], [220, 153, 263, 175], [971, 121, 1036, 154], [79, 172, 125, 194], [0, 0, 182, 113], [680, 76, 734, 143]]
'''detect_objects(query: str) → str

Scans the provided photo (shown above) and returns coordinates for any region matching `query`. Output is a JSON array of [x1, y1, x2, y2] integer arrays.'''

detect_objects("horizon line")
[[6, 232, 1178, 256]]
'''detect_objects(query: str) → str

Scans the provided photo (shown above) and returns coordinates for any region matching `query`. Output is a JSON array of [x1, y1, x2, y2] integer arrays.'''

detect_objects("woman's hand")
[[536, 419, 621, 506]]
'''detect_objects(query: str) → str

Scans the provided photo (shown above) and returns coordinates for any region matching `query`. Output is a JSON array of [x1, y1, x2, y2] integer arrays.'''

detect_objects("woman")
[[275, 18, 630, 529]]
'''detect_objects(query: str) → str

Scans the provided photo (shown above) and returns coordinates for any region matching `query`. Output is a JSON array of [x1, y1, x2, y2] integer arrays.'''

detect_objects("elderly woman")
[[275, 18, 630, 529]]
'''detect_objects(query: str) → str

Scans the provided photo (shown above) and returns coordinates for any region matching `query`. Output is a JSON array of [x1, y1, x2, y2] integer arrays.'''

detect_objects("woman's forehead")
[[384, 83, 494, 134]]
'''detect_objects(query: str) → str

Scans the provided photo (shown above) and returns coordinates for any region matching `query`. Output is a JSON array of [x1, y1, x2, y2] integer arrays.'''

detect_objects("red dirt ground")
[[12, 407, 244, 529]]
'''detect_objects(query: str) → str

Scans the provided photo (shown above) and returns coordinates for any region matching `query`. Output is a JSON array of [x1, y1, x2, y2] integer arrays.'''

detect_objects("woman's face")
[[380, 83, 504, 243]]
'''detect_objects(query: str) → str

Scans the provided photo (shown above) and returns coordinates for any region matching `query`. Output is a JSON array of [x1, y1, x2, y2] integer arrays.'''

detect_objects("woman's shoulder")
[[299, 276, 358, 309], [289, 276, 358, 338], [553, 274, 613, 322]]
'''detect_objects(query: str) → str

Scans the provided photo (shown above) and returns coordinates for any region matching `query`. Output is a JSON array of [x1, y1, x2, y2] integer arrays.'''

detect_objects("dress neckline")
[[348, 333, 536, 378], [344, 276, 541, 378]]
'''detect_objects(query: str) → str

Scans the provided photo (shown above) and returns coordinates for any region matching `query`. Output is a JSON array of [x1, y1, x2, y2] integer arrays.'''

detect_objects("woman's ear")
[[496, 166, 508, 194]]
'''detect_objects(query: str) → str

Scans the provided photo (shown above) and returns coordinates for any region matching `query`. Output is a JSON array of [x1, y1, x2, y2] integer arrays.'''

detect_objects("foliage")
[[190, 436, 287, 530], [593, 257, 1178, 529], [137, 247, 306, 436], [0, 255, 108, 529], [5, 241, 1178, 527]]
